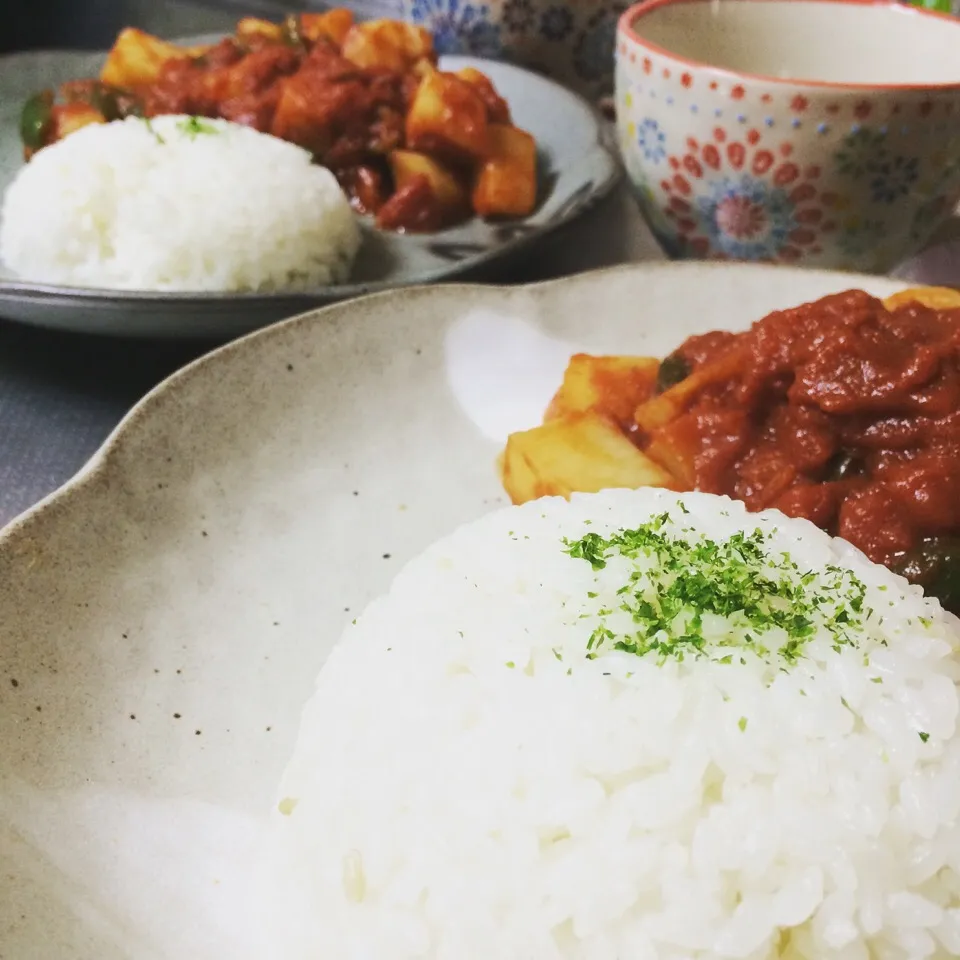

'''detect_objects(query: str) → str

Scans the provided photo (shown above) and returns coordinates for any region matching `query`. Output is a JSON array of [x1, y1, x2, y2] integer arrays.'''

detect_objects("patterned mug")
[[396, 0, 628, 98], [616, 0, 960, 272]]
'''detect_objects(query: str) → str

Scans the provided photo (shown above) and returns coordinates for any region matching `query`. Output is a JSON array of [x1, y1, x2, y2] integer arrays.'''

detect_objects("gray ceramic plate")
[[0, 46, 619, 339], [0, 262, 910, 959]]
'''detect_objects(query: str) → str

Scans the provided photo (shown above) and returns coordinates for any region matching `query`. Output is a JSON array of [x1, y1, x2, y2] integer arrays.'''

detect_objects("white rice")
[[267, 488, 960, 959], [0, 115, 360, 292]]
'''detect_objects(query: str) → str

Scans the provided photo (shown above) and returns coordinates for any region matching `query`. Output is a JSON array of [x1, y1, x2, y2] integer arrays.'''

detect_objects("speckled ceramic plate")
[[0, 46, 619, 339], [0, 263, 908, 959]]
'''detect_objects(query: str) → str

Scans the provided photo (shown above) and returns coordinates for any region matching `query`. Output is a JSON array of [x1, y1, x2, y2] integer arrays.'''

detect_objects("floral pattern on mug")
[[834, 127, 887, 179], [658, 130, 827, 261], [835, 126, 921, 204], [697, 176, 804, 260], [634, 117, 667, 164], [868, 155, 920, 204], [630, 180, 679, 252]]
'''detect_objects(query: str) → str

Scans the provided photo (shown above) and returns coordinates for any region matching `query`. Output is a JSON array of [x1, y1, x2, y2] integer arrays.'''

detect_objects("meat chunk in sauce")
[[24, 13, 538, 232], [660, 291, 960, 606]]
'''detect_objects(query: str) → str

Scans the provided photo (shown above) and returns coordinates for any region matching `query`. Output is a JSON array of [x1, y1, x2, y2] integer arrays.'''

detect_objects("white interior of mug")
[[628, 0, 960, 85]]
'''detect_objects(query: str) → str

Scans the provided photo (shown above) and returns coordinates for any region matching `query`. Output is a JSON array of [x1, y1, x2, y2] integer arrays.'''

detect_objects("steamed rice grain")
[[267, 488, 960, 959], [0, 115, 361, 292]]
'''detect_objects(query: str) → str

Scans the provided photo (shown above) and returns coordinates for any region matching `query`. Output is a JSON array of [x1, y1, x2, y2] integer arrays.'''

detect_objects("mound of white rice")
[[267, 488, 960, 959], [0, 115, 360, 292]]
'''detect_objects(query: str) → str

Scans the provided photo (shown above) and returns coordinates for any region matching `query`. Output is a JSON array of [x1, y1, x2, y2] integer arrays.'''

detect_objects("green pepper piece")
[[95, 85, 144, 120], [891, 536, 960, 614], [20, 90, 54, 151], [656, 352, 690, 394], [92, 85, 122, 120]]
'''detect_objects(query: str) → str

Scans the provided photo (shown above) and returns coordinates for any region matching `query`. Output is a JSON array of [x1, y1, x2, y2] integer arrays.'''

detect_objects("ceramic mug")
[[616, 0, 960, 272]]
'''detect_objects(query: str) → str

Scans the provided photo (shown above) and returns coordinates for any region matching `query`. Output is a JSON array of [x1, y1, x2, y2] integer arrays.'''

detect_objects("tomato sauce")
[[21, 15, 519, 234], [659, 291, 960, 607], [142, 35, 418, 220]]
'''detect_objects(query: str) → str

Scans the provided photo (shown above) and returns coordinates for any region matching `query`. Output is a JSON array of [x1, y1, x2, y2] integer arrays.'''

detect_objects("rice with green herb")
[[0, 115, 360, 292], [268, 488, 960, 959]]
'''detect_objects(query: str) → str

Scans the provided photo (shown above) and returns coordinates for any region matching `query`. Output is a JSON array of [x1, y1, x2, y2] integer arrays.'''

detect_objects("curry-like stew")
[[501, 287, 960, 612], [19, 11, 538, 233]]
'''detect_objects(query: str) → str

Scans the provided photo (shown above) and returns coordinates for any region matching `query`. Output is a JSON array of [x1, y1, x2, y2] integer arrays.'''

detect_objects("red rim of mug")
[[618, 0, 960, 92]]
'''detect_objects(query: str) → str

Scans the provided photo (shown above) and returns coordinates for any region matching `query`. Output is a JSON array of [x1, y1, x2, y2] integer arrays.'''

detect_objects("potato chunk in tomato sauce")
[[22, 11, 538, 234], [502, 289, 960, 610]]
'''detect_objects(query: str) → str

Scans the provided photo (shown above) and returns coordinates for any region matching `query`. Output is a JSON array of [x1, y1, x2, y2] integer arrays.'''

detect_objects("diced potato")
[[545, 354, 660, 425], [634, 347, 746, 433], [388, 150, 469, 216], [271, 79, 316, 150], [884, 286, 960, 311], [406, 71, 489, 162], [501, 413, 675, 506], [300, 9, 354, 47], [100, 29, 203, 88], [634, 386, 693, 436], [410, 59, 437, 80], [235, 17, 283, 44], [472, 123, 537, 218], [500, 438, 540, 505], [644, 415, 703, 488], [495, 449, 508, 482], [456, 67, 490, 86], [341, 20, 434, 73], [457, 67, 511, 123]]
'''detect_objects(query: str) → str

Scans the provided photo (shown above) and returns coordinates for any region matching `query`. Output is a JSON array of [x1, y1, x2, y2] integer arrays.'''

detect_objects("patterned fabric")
[[402, 0, 628, 95]]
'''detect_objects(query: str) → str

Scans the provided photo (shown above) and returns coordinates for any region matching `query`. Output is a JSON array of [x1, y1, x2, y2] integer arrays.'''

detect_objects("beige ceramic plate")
[[0, 262, 907, 959]]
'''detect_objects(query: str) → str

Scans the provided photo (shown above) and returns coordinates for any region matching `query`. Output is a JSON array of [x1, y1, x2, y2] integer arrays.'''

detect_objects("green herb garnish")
[[142, 117, 165, 144], [919, 731, 930, 743], [177, 116, 219, 139], [563, 513, 868, 667]]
